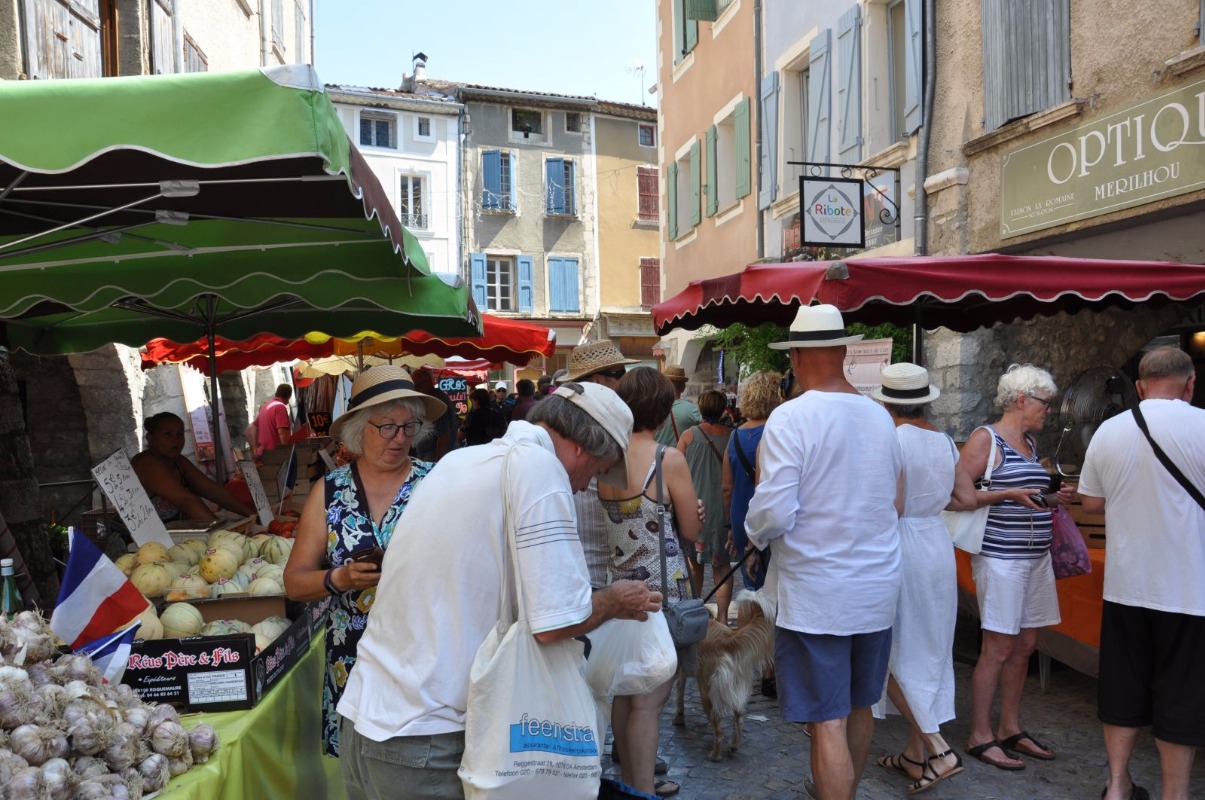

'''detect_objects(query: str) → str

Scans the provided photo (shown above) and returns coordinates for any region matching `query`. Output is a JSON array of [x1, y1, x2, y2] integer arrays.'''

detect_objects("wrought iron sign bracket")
[[788, 161, 902, 228]]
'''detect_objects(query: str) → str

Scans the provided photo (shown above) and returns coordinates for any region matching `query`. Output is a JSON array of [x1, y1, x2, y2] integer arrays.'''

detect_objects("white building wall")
[[181, 0, 311, 72]]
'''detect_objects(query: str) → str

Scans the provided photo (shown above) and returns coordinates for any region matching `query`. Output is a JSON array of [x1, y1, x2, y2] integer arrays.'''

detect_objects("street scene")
[[1, 1, 1204, 799]]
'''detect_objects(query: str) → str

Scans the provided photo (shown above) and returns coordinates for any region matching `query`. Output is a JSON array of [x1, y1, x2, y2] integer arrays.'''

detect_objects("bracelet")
[[323, 567, 340, 596]]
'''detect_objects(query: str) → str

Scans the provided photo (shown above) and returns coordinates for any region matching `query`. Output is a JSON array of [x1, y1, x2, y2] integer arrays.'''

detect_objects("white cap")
[[495, 381, 508, 391], [549, 383, 633, 488], [1, 557, 13, 569]]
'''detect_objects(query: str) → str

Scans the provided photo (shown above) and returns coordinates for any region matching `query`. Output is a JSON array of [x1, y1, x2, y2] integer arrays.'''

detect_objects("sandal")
[[654, 779, 680, 798], [908, 750, 964, 795], [1000, 731, 1055, 760], [876, 752, 925, 780], [966, 739, 1025, 771]]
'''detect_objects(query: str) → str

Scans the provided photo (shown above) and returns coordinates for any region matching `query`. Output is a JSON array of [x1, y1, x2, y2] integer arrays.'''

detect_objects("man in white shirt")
[[746, 305, 903, 800], [1079, 347, 1204, 800], [337, 383, 662, 800]]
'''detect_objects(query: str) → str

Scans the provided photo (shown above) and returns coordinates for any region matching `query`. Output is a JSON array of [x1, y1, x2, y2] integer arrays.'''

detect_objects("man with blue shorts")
[[746, 305, 903, 800]]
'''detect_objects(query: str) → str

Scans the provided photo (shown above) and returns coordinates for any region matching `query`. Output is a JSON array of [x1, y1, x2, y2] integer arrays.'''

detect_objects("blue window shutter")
[[517, 255, 534, 313], [684, 1, 698, 54], [904, 0, 922, 133], [758, 72, 779, 209], [549, 258, 580, 313], [807, 30, 832, 163], [546, 158, 564, 214], [689, 140, 702, 227], [567, 161, 577, 215], [705, 126, 718, 217], [667, 162, 678, 240], [734, 97, 751, 199], [837, 7, 862, 163], [507, 152, 518, 211], [563, 258, 580, 312], [470, 252, 488, 309], [482, 150, 501, 210], [548, 258, 563, 311], [981, 0, 1069, 132]]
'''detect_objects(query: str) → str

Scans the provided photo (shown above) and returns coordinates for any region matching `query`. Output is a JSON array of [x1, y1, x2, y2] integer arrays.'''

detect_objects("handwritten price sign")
[[91, 451, 173, 548], [238, 460, 274, 528]]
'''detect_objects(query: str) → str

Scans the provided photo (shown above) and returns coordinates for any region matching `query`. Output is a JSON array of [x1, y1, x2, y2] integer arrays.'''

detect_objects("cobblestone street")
[[610, 611, 1205, 800]]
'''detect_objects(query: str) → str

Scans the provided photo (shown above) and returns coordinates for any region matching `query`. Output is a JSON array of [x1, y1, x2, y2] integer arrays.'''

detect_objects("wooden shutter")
[[758, 72, 780, 209], [686, 0, 718, 21], [689, 140, 702, 227], [546, 158, 565, 214], [981, 0, 1070, 132], [22, 0, 103, 79], [564, 258, 581, 313], [807, 30, 832, 163], [151, 0, 174, 74], [637, 167, 660, 221], [734, 97, 751, 199], [482, 150, 501, 210], [548, 258, 580, 313], [517, 256, 534, 313], [904, 0, 923, 133], [272, 0, 285, 52], [667, 162, 679, 240], [684, 0, 698, 54], [837, 7, 862, 163], [640, 257, 661, 311], [705, 126, 718, 217], [470, 253, 488, 309]]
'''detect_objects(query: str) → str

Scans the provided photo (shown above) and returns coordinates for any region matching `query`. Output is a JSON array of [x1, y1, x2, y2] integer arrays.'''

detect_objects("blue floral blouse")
[[320, 459, 431, 757]]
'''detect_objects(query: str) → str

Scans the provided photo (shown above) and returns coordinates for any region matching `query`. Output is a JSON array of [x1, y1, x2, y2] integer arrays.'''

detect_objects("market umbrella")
[[652, 254, 1205, 334], [0, 66, 480, 474]]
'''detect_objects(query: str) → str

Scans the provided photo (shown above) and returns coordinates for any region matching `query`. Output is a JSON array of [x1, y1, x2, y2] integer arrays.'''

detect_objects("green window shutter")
[[687, 0, 718, 21], [705, 126, 718, 217], [689, 140, 702, 228], [684, 7, 698, 54], [734, 97, 751, 199], [667, 162, 678, 240]]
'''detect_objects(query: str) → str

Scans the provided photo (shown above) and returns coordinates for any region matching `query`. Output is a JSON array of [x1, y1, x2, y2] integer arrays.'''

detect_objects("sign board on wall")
[[1000, 76, 1205, 238], [844, 339, 893, 398], [801, 176, 865, 248], [238, 460, 274, 528], [90, 451, 173, 548]]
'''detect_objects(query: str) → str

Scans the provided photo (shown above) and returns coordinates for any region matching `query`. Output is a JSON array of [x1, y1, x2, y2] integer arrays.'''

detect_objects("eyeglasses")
[[1027, 394, 1053, 409], [368, 420, 422, 439], [595, 368, 626, 380]]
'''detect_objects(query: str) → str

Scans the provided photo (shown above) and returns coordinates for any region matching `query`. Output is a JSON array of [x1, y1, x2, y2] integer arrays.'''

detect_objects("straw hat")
[[872, 362, 941, 405], [558, 340, 637, 382], [549, 382, 633, 487], [663, 365, 688, 385], [329, 366, 447, 440], [767, 304, 864, 350]]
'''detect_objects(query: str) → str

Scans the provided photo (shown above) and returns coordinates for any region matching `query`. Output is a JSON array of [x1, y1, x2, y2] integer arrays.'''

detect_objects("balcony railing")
[[400, 213, 428, 229]]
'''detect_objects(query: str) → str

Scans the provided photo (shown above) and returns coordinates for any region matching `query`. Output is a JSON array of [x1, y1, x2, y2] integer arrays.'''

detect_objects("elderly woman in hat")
[[871, 363, 976, 794], [284, 366, 446, 758]]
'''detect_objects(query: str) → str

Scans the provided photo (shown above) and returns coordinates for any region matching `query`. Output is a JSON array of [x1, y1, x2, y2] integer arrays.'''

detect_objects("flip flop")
[[908, 750, 964, 795], [876, 752, 925, 779], [1001, 731, 1056, 760], [654, 779, 680, 798], [966, 739, 1025, 771]]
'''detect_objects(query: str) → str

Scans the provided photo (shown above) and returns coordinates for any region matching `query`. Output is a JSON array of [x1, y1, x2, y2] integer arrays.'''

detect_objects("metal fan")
[[1052, 367, 1139, 477]]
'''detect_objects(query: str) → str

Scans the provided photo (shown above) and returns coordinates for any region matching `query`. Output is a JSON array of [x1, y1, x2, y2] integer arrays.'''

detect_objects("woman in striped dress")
[[953, 364, 1076, 772]]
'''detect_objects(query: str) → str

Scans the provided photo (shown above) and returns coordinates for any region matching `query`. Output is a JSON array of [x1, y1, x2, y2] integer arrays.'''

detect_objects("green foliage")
[[711, 319, 916, 380], [847, 322, 914, 364]]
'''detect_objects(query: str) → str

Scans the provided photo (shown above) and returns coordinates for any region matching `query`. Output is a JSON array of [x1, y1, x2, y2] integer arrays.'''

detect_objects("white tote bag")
[[941, 426, 997, 555], [459, 452, 602, 800]]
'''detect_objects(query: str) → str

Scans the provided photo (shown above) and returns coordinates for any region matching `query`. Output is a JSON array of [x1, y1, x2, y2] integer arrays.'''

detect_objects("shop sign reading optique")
[[1000, 77, 1205, 238]]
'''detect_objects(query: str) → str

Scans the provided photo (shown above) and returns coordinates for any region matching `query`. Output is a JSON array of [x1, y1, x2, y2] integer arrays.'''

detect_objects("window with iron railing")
[[400, 175, 426, 229]]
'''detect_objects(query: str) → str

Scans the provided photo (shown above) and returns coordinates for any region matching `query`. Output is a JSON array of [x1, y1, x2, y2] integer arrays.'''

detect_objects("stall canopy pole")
[[202, 295, 226, 484]]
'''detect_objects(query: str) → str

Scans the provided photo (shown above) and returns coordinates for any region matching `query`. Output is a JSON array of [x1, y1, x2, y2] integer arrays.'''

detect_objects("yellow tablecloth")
[[160, 631, 346, 800]]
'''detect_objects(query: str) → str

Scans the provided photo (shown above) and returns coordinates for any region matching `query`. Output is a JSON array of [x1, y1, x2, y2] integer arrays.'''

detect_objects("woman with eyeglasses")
[[951, 364, 1076, 772], [284, 366, 446, 758]]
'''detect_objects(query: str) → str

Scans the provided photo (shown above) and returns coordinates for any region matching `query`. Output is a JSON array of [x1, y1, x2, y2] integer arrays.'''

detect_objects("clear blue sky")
[[313, 1, 658, 107]]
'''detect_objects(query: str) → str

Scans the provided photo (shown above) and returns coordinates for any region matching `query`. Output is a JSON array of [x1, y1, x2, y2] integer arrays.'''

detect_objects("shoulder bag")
[[655, 446, 710, 647], [941, 426, 998, 555], [1132, 404, 1205, 510], [459, 449, 602, 799]]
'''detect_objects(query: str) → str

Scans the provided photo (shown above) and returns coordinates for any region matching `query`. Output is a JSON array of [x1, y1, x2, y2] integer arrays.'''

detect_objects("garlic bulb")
[[62, 696, 118, 756], [6, 765, 49, 800], [49, 655, 101, 688], [187, 722, 219, 763], [145, 702, 179, 731], [34, 684, 68, 722], [70, 756, 109, 780], [166, 746, 193, 777], [40, 757, 74, 800], [0, 748, 31, 786], [149, 720, 188, 759], [10, 723, 70, 766], [0, 664, 36, 728], [121, 705, 150, 738], [24, 661, 53, 688], [110, 684, 140, 710], [101, 722, 140, 771], [135, 753, 169, 793]]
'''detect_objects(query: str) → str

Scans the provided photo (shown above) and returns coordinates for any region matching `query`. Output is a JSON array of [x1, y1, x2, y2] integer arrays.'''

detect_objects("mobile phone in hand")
[[350, 546, 384, 568]]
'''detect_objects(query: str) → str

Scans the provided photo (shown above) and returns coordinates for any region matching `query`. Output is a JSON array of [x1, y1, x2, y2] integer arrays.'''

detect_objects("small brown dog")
[[673, 589, 775, 761]]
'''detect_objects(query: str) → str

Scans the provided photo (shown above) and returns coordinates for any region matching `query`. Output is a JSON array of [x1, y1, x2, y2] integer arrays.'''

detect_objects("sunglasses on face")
[[595, 368, 626, 380]]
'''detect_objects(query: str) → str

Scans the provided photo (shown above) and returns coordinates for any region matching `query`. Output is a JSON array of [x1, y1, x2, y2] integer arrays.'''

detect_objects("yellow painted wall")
[[595, 113, 660, 310]]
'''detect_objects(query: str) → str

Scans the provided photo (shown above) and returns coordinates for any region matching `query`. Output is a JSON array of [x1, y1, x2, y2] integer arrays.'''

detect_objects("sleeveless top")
[[726, 425, 764, 540], [980, 427, 1053, 559], [149, 457, 187, 522], [682, 425, 732, 552], [600, 456, 690, 603], [319, 459, 432, 756]]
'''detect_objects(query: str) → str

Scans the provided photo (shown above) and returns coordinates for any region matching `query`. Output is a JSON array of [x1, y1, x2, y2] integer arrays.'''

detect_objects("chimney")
[[412, 52, 428, 83]]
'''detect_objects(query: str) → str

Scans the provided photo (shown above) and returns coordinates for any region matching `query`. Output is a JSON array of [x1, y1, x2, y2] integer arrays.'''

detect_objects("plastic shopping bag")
[[584, 613, 678, 698]]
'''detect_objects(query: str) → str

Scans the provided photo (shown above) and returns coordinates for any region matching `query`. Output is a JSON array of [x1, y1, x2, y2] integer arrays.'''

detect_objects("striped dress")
[[980, 427, 1053, 559]]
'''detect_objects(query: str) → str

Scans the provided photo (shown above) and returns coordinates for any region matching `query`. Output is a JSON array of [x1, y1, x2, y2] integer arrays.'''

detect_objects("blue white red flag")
[[76, 622, 141, 684], [50, 529, 150, 650]]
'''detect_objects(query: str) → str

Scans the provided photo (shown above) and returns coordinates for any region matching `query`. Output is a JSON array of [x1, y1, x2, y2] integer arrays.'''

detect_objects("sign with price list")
[[90, 451, 173, 548]]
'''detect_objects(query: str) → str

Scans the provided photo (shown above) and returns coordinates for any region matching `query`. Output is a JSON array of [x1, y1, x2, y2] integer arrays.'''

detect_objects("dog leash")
[[701, 546, 759, 604]]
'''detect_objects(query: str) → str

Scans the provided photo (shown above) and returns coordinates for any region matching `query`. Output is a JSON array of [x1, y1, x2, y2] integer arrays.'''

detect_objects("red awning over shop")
[[653, 254, 1205, 335]]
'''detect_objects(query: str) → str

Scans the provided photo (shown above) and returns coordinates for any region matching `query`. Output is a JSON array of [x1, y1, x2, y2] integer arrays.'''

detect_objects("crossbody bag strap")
[[670, 414, 680, 442], [655, 445, 670, 597], [697, 427, 725, 465], [732, 429, 755, 481], [1132, 405, 1205, 510]]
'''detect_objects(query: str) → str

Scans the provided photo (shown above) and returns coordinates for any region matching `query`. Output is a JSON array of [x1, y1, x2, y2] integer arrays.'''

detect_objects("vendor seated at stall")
[[131, 412, 256, 523]]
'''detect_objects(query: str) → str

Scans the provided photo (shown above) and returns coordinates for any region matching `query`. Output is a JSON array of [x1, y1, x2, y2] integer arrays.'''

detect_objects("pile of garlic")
[[0, 611, 218, 800]]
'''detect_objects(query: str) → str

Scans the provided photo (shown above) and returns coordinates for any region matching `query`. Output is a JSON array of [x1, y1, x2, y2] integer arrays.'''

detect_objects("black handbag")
[[655, 446, 710, 647]]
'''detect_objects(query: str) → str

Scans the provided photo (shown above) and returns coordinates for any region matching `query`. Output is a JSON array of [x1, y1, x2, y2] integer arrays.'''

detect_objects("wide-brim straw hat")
[[663, 365, 689, 385], [329, 365, 446, 440], [872, 362, 941, 405], [767, 304, 864, 350], [558, 339, 637, 382]]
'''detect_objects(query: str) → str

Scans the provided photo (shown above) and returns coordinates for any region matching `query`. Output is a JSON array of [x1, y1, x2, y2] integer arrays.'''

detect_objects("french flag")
[[76, 622, 141, 684], [50, 529, 150, 650]]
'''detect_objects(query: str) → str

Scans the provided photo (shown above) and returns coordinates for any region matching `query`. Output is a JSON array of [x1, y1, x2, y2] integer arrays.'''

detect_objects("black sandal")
[[908, 750, 964, 795], [1000, 731, 1055, 760], [876, 752, 925, 779]]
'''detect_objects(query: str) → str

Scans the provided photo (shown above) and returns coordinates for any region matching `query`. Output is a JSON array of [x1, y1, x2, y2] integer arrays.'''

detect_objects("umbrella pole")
[[203, 296, 227, 484]]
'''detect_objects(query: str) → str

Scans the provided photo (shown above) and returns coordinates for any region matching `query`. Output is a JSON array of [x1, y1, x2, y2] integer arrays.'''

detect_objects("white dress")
[[874, 424, 958, 732]]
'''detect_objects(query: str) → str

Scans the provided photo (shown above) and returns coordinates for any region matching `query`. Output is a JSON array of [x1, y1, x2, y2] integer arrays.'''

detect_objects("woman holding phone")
[[284, 366, 445, 757]]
